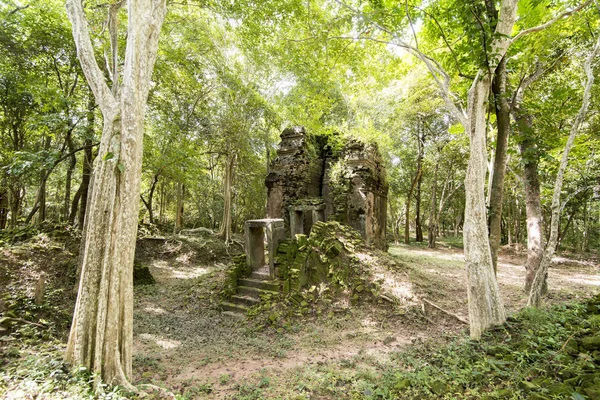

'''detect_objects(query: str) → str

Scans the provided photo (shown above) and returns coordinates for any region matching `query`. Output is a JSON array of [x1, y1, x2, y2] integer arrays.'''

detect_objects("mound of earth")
[[233, 221, 420, 324]]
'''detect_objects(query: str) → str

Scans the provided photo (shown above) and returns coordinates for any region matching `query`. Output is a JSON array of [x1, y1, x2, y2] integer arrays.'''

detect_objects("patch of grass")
[[219, 373, 232, 385], [438, 235, 464, 249]]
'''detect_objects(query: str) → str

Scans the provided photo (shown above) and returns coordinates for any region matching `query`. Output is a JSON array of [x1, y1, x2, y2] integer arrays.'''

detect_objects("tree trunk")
[[583, 201, 590, 252], [174, 182, 184, 233], [415, 139, 424, 243], [74, 94, 96, 228], [0, 188, 7, 229], [556, 210, 575, 252], [515, 199, 522, 244], [64, 129, 77, 221], [388, 198, 400, 244], [528, 32, 600, 307], [405, 161, 421, 244], [77, 138, 94, 228], [217, 152, 235, 242], [69, 182, 83, 225], [464, 76, 506, 339], [38, 171, 47, 223], [488, 57, 510, 274], [9, 186, 21, 228], [142, 173, 159, 224], [518, 127, 545, 292], [65, 0, 166, 389], [158, 180, 166, 225], [428, 160, 439, 248], [38, 135, 52, 223]]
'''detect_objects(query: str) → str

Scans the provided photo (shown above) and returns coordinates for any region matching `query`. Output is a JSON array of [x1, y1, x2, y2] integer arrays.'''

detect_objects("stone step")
[[237, 285, 278, 299], [221, 310, 245, 319], [250, 270, 272, 281], [239, 278, 280, 292], [221, 301, 248, 314], [231, 295, 260, 307]]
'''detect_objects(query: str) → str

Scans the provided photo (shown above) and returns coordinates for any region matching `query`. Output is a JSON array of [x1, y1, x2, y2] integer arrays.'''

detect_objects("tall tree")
[[65, 0, 167, 389], [528, 31, 600, 307]]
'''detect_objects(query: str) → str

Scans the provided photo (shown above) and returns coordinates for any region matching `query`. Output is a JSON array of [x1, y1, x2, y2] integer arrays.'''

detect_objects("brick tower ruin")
[[265, 126, 388, 249]]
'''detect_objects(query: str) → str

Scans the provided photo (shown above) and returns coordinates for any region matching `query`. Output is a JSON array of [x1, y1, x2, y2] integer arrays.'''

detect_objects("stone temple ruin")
[[265, 126, 388, 248], [244, 127, 388, 275], [224, 127, 388, 314]]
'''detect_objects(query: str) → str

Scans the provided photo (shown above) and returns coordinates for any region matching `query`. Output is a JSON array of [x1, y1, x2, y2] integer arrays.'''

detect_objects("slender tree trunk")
[[556, 210, 575, 251], [142, 173, 159, 224], [38, 172, 47, 223], [39, 135, 52, 223], [488, 58, 511, 274], [217, 153, 235, 242], [428, 160, 439, 248], [69, 138, 95, 226], [388, 198, 400, 244], [416, 128, 425, 242], [415, 184, 423, 242], [519, 133, 545, 292], [9, 186, 20, 228], [75, 94, 96, 228], [486, 151, 494, 207], [64, 129, 77, 221], [415, 171, 423, 242], [77, 138, 94, 228], [464, 76, 506, 339], [528, 32, 600, 307], [158, 181, 165, 225], [174, 182, 184, 233], [515, 198, 522, 244], [395, 208, 403, 243], [0, 187, 7, 229], [65, 0, 166, 389], [583, 201, 590, 252], [69, 183, 83, 225], [405, 165, 421, 244]]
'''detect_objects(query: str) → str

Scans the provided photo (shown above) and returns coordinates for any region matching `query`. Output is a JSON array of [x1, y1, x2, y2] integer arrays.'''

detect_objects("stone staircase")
[[221, 268, 281, 317]]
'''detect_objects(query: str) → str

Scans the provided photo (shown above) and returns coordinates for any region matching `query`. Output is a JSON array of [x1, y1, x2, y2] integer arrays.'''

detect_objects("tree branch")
[[108, 0, 126, 95], [405, 0, 419, 49], [509, 0, 593, 48], [65, 0, 117, 114], [490, 0, 518, 70], [561, 185, 594, 213], [7, 4, 30, 16], [332, 0, 469, 127]]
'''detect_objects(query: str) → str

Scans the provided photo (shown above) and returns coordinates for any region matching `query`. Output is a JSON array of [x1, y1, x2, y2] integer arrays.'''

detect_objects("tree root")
[[422, 298, 469, 324], [0, 317, 49, 329], [138, 383, 177, 398]]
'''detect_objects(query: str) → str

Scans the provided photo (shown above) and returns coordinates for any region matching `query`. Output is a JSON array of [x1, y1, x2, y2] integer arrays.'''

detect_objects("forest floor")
[[0, 228, 598, 399], [130, 237, 599, 399]]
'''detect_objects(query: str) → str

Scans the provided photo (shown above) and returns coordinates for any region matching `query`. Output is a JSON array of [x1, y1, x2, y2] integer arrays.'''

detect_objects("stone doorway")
[[289, 204, 325, 237], [243, 219, 285, 278]]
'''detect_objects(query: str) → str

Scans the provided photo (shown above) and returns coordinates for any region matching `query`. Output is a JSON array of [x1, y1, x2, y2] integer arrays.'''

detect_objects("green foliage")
[[371, 298, 600, 399], [0, 346, 124, 399], [0, 280, 125, 398], [221, 254, 251, 298]]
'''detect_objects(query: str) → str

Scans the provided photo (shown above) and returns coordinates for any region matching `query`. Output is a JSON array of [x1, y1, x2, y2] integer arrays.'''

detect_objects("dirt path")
[[132, 244, 599, 399]]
